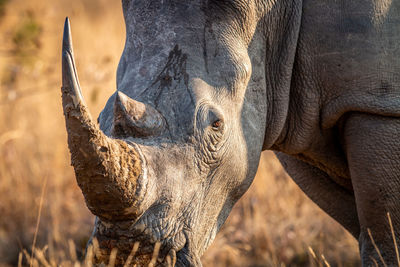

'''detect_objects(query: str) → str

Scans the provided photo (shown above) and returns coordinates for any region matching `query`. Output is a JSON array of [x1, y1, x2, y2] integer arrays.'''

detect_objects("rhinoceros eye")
[[212, 119, 223, 130]]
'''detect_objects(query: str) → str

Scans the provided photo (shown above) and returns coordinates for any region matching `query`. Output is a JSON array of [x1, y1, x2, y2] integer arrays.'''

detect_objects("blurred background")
[[0, 0, 359, 266]]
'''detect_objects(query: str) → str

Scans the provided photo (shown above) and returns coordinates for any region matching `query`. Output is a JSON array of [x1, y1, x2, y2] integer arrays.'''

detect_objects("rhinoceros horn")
[[113, 91, 165, 138], [61, 18, 147, 221]]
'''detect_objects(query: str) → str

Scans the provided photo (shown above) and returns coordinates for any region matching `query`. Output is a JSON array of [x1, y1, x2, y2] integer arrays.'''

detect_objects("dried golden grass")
[[365, 213, 400, 267], [0, 0, 360, 266]]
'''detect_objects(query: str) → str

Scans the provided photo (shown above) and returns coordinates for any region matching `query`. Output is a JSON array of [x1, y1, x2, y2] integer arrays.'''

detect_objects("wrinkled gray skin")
[[61, 0, 400, 266]]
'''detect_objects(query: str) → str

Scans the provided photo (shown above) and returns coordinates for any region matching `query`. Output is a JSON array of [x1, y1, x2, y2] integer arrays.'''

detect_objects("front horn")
[[61, 17, 147, 221]]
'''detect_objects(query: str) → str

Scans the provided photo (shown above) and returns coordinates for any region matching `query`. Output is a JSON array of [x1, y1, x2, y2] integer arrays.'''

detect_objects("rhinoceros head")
[[62, 1, 272, 265]]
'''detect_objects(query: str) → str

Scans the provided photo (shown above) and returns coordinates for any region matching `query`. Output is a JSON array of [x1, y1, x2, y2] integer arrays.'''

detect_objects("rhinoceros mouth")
[[131, 205, 188, 245], [95, 205, 190, 264]]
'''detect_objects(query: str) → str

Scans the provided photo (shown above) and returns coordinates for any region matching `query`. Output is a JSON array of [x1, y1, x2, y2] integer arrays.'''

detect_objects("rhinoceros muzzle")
[[61, 18, 149, 221]]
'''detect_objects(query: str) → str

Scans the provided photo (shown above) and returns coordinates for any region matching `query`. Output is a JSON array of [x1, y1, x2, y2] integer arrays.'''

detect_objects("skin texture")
[[273, 0, 400, 265], [61, 0, 400, 266]]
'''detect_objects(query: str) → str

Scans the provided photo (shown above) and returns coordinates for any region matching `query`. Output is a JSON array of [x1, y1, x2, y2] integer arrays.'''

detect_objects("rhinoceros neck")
[[259, 0, 303, 150], [253, 0, 302, 150]]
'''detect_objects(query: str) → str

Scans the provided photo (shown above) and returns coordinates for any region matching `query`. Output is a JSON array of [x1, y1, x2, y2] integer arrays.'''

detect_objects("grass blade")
[[368, 228, 388, 267], [30, 176, 47, 267], [387, 212, 400, 267]]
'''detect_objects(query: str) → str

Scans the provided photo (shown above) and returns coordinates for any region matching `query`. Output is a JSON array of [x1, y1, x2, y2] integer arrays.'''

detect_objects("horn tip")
[[63, 17, 73, 54], [116, 91, 126, 99], [115, 91, 128, 106], [61, 16, 85, 105]]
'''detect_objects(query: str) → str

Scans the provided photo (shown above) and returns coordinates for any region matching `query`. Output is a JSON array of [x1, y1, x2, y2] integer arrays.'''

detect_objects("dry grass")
[[0, 1, 360, 266]]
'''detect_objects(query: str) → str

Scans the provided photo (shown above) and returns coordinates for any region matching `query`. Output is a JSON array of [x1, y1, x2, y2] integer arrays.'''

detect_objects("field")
[[0, 0, 360, 266]]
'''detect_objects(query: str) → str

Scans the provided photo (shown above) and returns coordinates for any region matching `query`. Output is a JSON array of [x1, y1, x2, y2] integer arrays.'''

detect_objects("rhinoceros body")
[[61, 0, 400, 266]]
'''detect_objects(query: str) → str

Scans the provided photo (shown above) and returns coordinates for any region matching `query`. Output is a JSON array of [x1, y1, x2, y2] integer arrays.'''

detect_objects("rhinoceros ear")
[[113, 91, 165, 138]]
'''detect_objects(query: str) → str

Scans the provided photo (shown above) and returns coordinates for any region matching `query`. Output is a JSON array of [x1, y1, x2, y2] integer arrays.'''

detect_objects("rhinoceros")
[[61, 0, 400, 266]]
